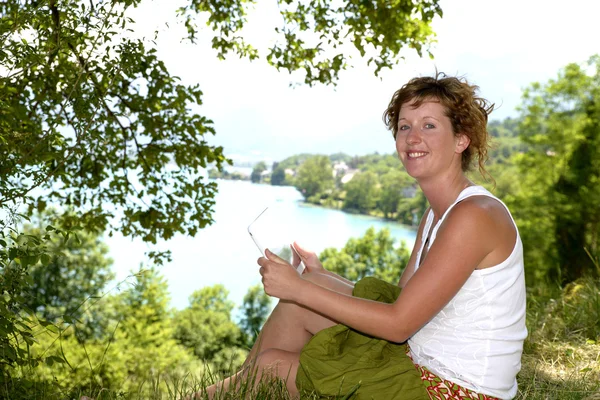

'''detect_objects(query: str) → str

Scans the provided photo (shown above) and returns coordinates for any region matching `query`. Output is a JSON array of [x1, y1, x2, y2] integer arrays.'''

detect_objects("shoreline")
[[214, 178, 419, 232]]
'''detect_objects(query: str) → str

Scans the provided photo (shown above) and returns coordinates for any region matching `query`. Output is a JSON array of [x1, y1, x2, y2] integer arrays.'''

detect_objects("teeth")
[[408, 152, 426, 158]]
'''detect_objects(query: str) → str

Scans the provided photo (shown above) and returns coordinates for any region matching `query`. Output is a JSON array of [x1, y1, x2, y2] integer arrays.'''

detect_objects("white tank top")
[[408, 186, 527, 399]]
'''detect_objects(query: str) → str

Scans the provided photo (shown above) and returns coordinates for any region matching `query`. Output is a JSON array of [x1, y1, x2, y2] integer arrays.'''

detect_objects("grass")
[[516, 274, 600, 399], [518, 342, 600, 399], [4, 276, 600, 399]]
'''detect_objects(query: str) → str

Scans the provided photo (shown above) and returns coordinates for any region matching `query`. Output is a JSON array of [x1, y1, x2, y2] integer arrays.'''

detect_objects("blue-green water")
[[106, 180, 416, 311]]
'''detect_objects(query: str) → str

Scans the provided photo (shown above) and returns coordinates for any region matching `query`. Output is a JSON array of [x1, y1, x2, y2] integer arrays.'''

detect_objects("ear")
[[455, 133, 470, 153]]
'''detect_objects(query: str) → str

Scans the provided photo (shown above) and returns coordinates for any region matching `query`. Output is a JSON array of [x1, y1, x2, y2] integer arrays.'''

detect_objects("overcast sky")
[[127, 0, 600, 164]]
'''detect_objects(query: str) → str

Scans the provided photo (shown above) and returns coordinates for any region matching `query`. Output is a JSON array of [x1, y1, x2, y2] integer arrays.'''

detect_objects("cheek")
[[395, 135, 404, 154]]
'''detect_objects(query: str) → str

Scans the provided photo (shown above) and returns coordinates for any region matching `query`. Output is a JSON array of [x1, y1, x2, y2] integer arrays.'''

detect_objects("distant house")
[[340, 169, 358, 184], [260, 169, 271, 182], [284, 168, 296, 177], [333, 161, 349, 176]]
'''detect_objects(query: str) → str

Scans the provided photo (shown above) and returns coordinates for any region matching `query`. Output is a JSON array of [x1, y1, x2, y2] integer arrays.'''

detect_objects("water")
[[106, 180, 417, 312]]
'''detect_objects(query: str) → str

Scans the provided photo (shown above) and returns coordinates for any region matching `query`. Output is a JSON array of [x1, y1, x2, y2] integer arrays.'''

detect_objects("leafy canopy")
[[1, 0, 228, 249], [179, 0, 442, 86]]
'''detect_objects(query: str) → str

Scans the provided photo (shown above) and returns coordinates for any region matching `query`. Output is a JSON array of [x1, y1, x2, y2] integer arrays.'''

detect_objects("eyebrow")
[[398, 116, 440, 122]]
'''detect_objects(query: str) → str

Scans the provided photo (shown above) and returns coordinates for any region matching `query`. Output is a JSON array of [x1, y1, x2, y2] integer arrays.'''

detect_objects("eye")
[[424, 123, 435, 129], [398, 124, 410, 131]]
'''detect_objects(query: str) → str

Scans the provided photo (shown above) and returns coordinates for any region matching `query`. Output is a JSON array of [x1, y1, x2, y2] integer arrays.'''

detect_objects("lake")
[[105, 179, 417, 315]]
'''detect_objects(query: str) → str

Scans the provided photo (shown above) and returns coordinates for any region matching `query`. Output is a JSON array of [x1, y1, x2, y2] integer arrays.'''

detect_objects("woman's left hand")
[[258, 249, 303, 301]]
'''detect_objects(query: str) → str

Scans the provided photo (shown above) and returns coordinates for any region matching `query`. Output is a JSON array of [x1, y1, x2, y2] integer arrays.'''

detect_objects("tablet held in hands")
[[248, 206, 305, 274]]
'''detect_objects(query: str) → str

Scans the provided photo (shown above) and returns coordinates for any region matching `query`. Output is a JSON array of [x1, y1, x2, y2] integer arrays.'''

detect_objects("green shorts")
[[295, 277, 428, 400]]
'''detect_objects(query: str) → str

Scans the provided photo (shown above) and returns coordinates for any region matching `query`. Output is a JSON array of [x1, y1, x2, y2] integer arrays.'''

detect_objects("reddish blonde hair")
[[383, 73, 495, 179]]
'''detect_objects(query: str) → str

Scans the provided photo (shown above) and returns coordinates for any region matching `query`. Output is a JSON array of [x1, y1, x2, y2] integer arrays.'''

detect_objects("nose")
[[404, 127, 421, 145]]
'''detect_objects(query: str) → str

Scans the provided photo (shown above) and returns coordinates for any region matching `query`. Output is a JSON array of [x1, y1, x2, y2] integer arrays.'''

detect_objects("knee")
[[254, 349, 296, 376], [256, 348, 285, 367]]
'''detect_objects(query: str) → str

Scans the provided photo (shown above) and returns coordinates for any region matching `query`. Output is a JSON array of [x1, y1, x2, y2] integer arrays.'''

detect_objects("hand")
[[293, 242, 325, 274], [258, 249, 303, 301]]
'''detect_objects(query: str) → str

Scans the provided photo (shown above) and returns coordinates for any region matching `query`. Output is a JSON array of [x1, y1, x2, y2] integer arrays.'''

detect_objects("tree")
[[20, 218, 114, 323], [173, 285, 246, 373], [342, 171, 380, 213], [270, 162, 287, 186], [29, 267, 200, 397], [1, 2, 229, 250], [320, 227, 411, 282], [250, 161, 268, 183], [378, 170, 412, 219], [239, 284, 272, 347], [294, 155, 334, 200], [396, 187, 428, 226], [510, 55, 600, 284]]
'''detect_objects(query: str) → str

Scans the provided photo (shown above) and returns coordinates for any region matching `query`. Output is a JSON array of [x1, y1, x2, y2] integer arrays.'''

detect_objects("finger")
[[293, 241, 312, 260], [265, 249, 289, 265], [291, 244, 301, 266], [257, 256, 269, 267]]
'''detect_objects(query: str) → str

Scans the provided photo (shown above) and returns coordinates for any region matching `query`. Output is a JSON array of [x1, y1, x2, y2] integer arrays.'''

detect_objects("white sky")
[[126, 0, 600, 163]]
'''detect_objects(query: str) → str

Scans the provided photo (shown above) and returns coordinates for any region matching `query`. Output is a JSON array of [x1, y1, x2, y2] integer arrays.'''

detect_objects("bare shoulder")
[[443, 195, 516, 268], [451, 195, 513, 226]]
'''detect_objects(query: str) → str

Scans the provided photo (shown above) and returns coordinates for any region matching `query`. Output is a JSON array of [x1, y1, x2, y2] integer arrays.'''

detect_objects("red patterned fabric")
[[415, 364, 500, 400], [406, 347, 499, 400]]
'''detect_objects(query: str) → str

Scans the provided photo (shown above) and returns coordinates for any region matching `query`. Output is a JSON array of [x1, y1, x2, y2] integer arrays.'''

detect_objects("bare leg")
[[194, 349, 300, 399], [188, 272, 354, 399]]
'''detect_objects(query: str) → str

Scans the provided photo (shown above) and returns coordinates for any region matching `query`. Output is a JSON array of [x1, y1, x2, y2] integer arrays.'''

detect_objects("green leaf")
[[40, 253, 51, 266]]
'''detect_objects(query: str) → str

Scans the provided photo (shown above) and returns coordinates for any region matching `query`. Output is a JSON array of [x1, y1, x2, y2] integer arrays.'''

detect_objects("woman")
[[196, 74, 527, 400]]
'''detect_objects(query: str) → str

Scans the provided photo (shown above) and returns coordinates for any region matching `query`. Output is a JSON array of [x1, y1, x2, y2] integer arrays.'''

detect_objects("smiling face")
[[395, 100, 470, 180]]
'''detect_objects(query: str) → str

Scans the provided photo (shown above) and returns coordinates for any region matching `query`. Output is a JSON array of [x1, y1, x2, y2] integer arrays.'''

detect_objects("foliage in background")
[[239, 284, 272, 347], [20, 216, 114, 325], [343, 171, 381, 214], [173, 285, 247, 374], [294, 155, 335, 201], [250, 161, 268, 184], [507, 56, 600, 284], [320, 227, 411, 283], [27, 268, 201, 398], [0, 224, 57, 393]]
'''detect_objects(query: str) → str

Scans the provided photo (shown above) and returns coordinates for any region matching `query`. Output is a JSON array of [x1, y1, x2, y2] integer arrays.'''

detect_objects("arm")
[[323, 269, 354, 286], [260, 199, 506, 343]]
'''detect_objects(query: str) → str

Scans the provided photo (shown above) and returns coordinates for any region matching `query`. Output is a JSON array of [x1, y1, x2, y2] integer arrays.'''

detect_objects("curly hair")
[[382, 73, 495, 179]]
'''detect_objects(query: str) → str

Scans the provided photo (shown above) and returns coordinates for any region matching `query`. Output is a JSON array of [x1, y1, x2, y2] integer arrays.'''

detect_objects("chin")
[[405, 167, 432, 181], [401, 165, 421, 178]]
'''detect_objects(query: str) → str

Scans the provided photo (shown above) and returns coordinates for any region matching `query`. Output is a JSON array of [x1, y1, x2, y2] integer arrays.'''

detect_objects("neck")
[[418, 171, 473, 220]]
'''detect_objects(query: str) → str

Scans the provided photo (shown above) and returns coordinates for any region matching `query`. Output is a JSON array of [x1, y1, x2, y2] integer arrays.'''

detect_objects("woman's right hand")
[[293, 242, 325, 274]]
